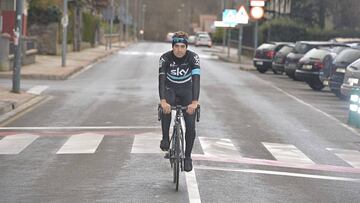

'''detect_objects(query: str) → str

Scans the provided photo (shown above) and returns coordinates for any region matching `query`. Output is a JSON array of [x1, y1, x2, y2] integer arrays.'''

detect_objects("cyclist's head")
[[172, 31, 188, 58]]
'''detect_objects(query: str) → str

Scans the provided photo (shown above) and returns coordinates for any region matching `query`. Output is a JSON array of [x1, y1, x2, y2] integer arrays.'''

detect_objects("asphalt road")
[[0, 42, 360, 202]]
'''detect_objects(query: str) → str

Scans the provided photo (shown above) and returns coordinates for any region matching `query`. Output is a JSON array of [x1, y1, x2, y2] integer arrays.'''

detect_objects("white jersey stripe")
[[327, 148, 360, 168], [262, 142, 315, 164], [166, 76, 192, 84], [0, 134, 39, 154], [57, 133, 104, 154]]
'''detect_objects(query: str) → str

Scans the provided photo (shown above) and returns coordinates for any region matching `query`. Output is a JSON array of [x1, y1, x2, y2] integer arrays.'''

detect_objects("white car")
[[195, 34, 212, 47], [165, 32, 174, 42]]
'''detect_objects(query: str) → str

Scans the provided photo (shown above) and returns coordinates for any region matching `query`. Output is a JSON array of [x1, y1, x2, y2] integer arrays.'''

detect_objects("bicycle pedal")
[[164, 152, 170, 159]]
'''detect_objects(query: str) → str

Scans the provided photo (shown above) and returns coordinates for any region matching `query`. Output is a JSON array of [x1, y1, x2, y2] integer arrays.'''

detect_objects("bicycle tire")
[[175, 125, 181, 191]]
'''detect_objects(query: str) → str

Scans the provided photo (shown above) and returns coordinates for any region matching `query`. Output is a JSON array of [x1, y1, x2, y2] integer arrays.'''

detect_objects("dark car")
[[341, 59, 360, 98], [284, 41, 342, 80], [294, 48, 331, 91], [272, 44, 295, 74], [329, 48, 360, 99], [319, 46, 350, 86], [253, 42, 292, 74]]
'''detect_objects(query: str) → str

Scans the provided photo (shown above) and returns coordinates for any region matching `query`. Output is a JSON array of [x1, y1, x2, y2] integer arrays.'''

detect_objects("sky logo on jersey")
[[171, 67, 189, 77]]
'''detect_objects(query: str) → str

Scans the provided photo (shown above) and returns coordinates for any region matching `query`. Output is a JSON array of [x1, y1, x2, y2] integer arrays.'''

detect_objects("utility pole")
[[109, 0, 114, 49], [12, 0, 24, 93], [125, 0, 129, 42], [222, 0, 226, 49], [133, 0, 138, 41], [141, 4, 146, 40], [61, 0, 68, 67]]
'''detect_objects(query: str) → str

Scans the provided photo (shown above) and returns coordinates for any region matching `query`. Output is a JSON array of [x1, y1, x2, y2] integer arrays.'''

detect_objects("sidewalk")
[[212, 45, 255, 71], [0, 42, 130, 123]]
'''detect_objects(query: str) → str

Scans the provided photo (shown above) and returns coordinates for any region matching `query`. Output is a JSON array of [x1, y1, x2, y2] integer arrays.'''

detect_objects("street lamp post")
[[177, 9, 181, 30], [109, 0, 114, 49], [61, 0, 68, 67], [141, 4, 146, 40], [12, 0, 24, 93], [125, 0, 129, 42]]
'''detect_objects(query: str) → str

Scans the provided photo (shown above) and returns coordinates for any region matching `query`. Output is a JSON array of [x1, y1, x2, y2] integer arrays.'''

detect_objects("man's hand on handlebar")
[[187, 101, 198, 115], [160, 99, 171, 114]]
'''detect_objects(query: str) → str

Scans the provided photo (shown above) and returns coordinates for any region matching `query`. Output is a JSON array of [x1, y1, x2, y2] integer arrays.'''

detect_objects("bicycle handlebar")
[[158, 104, 200, 122]]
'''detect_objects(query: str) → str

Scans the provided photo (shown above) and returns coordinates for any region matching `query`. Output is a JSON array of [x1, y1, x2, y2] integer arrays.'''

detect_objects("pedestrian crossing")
[[0, 132, 360, 170]]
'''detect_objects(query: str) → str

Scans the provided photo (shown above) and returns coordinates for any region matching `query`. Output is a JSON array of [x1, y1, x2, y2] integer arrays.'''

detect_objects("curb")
[[0, 46, 123, 81], [0, 95, 47, 126]]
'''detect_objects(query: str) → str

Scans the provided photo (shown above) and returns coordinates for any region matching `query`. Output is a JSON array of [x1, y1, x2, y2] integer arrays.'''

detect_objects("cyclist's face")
[[173, 43, 187, 58]]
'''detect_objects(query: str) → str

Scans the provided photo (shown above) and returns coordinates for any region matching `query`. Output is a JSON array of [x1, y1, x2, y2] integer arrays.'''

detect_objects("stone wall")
[[28, 23, 59, 55]]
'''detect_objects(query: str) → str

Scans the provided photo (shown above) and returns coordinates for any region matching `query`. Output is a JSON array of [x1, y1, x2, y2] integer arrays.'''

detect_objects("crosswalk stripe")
[[199, 137, 241, 159], [26, 85, 49, 95], [56, 133, 104, 154], [327, 148, 360, 168], [131, 132, 163, 153], [0, 134, 39, 154], [262, 142, 315, 164]]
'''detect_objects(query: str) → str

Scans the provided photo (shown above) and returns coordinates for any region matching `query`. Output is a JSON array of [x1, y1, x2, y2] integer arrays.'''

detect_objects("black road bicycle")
[[158, 104, 200, 191]]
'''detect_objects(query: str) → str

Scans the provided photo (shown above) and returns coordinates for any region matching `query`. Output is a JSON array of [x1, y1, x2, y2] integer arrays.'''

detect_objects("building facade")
[[0, 0, 28, 36]]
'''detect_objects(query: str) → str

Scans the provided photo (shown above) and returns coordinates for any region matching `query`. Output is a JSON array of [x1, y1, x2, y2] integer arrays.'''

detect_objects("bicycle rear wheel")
[[174, 126, 181, 191]]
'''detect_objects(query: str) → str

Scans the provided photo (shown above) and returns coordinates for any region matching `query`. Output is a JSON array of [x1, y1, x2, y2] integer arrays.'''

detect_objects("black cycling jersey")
[[158, 50, 200, 101]]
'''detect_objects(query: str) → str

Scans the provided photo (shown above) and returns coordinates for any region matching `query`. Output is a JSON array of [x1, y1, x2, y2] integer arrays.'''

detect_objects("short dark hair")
[[173, 31, 188, 40]]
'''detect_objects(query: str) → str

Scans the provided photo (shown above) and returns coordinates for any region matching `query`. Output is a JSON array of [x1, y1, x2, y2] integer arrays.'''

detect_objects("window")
[[0, 0, 15, 11]]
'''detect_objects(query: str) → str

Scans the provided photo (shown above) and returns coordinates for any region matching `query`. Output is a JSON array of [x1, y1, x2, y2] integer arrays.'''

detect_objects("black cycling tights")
[[161, 112, 196, 158]]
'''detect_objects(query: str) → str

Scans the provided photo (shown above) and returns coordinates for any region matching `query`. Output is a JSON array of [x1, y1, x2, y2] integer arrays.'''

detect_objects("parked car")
[[188, 35, 196, 44], [253, 42, 292, 74], [195, 34, 212, 47], [328, 47, 360, 99], [165, 32, 174, 42], [341, 58, 360, 98], [272, 44, 295, 74], [284, 41, 341, 80], [294, 48, 332, 90], [319, 46, 350, 86]]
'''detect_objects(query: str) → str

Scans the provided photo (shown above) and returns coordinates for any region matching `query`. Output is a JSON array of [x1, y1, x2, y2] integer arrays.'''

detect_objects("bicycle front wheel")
[[175, 127, 181, 191]]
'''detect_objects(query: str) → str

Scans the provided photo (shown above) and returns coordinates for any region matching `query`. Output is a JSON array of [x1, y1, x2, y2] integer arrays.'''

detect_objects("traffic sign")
[[214, 21, 236, 28], [235, 6, 249, 24], [250, 0, 266, 7], [222, 9, 238, 25]]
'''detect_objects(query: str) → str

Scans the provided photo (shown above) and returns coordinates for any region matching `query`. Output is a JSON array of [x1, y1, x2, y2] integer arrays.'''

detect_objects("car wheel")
[[272, 69, 283, 75], [256, 66, 268, 73], [333, 90, 349, 100], [308, 81, 324, 91]]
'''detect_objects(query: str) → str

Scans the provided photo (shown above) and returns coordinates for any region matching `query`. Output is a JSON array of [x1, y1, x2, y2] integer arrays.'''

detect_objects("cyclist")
[[158, 31, 200, 172]]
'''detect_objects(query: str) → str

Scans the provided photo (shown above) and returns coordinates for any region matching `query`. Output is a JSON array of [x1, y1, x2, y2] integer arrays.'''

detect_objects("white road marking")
[[131, 132, 163, 153], [327, 148, 360, 168], [186, 170, 202, 203], [262, 142, 315, 164], [267, 82, 360, 137], [0, 126, 161, 130], [26, 85, 49, 95], [0, 134, 38, 154], [56, 133, 104, 154], [199, 137, 241, 159], [195, 165, 360, 182]]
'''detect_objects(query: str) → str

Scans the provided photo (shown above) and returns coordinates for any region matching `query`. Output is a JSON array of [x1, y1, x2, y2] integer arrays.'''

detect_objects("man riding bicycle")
[[158, 31, 200, 172]]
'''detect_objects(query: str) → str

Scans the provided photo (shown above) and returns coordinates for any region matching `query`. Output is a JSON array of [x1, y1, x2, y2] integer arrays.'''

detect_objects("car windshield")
[[278, 46, 294, 54], [302, 49, 330, 60], [335, 49, 360, 63], [349, 59, 360, 69], [199, 35, 210, 39], [295, 43, 314, 54], [258, 43, 276, 50]]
